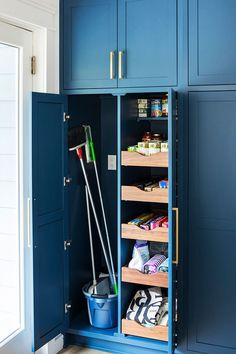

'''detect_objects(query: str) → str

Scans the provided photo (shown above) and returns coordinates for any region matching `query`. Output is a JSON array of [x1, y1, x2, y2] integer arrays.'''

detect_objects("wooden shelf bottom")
[[122, 267, 168, 288], [122, 319, 168, 341]]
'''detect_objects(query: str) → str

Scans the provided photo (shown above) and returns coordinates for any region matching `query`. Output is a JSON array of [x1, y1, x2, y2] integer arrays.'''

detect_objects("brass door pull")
[[118, 50, 124, 79], [110, 51, 115, 80]]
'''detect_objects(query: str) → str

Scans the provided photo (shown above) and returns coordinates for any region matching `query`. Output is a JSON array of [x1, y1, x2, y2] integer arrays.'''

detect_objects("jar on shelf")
[[151, 99, 162, 117], [152, 133, 162, 152], [142, 132, 153, 142], [162, 94, 168, 116]]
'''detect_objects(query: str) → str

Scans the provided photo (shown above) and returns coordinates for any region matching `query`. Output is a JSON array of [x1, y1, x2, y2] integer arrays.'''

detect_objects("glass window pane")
[[0, 43, 21, 344]]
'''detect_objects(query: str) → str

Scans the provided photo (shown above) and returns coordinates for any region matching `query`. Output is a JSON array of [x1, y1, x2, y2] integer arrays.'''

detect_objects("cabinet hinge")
[[64, 176, 72, 186], [64, 240, 72, 251], [64, 113, 70, 122], [65, 302, 72, 314], [31, 56, 36, 75], [174, 332, 178, 348]]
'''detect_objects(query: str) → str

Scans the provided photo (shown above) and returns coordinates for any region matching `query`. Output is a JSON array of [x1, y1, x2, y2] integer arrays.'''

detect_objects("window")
[[0, 43, 21, 344]]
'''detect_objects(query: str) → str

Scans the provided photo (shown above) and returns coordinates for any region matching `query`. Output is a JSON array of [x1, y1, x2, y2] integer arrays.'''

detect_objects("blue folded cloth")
[[157, 257, 169, 272]]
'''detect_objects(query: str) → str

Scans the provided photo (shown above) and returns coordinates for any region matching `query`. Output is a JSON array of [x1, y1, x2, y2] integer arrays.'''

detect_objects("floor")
[[60, 346, 110, 354]]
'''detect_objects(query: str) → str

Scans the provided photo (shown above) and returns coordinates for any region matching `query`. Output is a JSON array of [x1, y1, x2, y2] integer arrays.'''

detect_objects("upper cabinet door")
[[62, 0, 117, 90], [189, 0, 236, 85], [32, 93, 69, 351], [118, 0, 177, 88]]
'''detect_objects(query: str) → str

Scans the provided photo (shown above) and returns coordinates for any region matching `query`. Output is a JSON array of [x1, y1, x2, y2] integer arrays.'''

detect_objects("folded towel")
[[156, 297, 168, 326], [126, 287, 162, 327], [158, 257, 169, 272], [144, 254, 166, 274]]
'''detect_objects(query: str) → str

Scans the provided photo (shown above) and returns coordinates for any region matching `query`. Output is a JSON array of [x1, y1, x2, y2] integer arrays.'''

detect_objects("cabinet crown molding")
[[19, 0, 57, 15]]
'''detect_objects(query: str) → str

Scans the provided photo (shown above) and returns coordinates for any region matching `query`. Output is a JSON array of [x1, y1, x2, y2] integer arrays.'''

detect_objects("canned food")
[[162, 95, 168, 116], [151, 99, 162, 117]]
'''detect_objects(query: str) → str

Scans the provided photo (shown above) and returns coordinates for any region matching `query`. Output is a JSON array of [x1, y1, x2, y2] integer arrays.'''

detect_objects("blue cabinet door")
[[118, 0, 177, 88], [189, 0, 236, 85], [32, 93, 69, 350], [188, 91, 236, 354], [168, 89, 177, 354], [62, 0, 117, 90]]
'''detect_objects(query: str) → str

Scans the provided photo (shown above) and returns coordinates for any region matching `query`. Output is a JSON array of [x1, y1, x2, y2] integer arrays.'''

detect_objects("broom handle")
[[93, 160, 117, 294], [85, 185, 97, 289], [77, 149, 114, 290]]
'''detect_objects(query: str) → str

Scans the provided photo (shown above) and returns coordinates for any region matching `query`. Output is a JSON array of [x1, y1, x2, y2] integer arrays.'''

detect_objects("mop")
[[85, 185, 97, 294], [83, 125, 117, 295], [68, 126, 117, 295]]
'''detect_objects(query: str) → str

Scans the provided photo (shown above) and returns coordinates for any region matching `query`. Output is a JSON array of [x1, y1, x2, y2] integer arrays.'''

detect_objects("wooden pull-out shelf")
[[122, 267, 168, 288], [122, 151, 168, 168], [122, 223, 168, 243], [122, 186, 168, 203], [122, 319, 168, 341]]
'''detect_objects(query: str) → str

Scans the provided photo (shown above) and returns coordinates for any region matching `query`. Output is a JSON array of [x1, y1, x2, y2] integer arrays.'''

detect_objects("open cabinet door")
[[168, 89, 177, 353], [32, 93, 69, 351]]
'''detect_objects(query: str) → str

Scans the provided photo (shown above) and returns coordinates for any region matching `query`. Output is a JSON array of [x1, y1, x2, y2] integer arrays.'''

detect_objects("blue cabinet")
[[189, 0, 236, 85], [188, 91, 236, 353], [61, 0, 117, 90], [118, 0, 177, 88], [61, 0, 177, 91], [32, 93, 69, 350], [32, 91, 178, 353]]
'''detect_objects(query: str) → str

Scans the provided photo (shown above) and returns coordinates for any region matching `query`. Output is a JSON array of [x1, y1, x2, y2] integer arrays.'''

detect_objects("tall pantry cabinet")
[[31, 0, 236, 354]]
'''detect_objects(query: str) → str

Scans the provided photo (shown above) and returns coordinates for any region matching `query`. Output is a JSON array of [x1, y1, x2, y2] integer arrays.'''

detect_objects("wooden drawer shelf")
[[121, 151, 168, 168], [121, 223, 168, 243], [122, 319, 168, 341], [122, 186, 168, 203], [122, 267, 168, 288]]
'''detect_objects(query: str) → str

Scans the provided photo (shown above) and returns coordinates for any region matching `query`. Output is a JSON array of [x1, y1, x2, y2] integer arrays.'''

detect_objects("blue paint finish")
[[189, 0, 236, 85], [168, 89, 177, 354], [117, 94, 122, 334], [62, 0, 117, 90], [32, 93, 69, 350], [67, 333, 168, 354], [118, 0, 177, 88], [188, 91, 236, 354]]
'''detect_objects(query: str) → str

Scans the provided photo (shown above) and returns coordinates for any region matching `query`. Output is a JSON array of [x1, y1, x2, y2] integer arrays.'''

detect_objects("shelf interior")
[[122, 319, 168, 342]]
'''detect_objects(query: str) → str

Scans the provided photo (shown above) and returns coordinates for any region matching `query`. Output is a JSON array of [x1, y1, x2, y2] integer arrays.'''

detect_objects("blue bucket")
[[83, 281, 118, 329]]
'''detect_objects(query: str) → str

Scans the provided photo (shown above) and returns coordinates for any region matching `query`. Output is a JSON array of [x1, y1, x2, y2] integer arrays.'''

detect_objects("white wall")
[[0, 0, 59, 93]]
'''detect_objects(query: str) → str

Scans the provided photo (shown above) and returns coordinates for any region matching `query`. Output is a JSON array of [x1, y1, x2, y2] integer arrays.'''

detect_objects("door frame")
[[0, 14, 48, 93], [0, 15, 47, 354]]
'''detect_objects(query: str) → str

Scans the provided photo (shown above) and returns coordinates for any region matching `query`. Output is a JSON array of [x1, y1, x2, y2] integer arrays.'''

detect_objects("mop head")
[[68, 126, 86, 151]]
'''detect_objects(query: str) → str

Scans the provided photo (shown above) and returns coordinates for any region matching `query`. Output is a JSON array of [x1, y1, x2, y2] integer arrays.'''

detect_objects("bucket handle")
[[91, 294, 109, 299]]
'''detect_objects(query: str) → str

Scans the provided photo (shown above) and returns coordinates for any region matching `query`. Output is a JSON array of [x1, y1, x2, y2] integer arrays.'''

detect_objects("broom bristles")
[[68, 126, 86, 151]]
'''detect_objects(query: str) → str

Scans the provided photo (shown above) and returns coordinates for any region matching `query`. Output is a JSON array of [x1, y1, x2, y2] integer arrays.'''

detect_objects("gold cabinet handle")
[[118, 50, 124, 79], [172, 207, 179, 265], [110, 51, 115, 80]]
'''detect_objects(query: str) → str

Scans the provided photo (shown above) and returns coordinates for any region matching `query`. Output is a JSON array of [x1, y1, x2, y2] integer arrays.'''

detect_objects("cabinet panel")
[[118, 0, 177, 87], [189, 0, 236, 85], [32, 93, 69, 350], [188, 91, 236, 354], [62, 0, 117, 90]]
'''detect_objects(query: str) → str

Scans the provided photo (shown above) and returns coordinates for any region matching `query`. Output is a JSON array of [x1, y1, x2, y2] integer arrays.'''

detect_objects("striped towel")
[[144, 254, 166, 274]]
